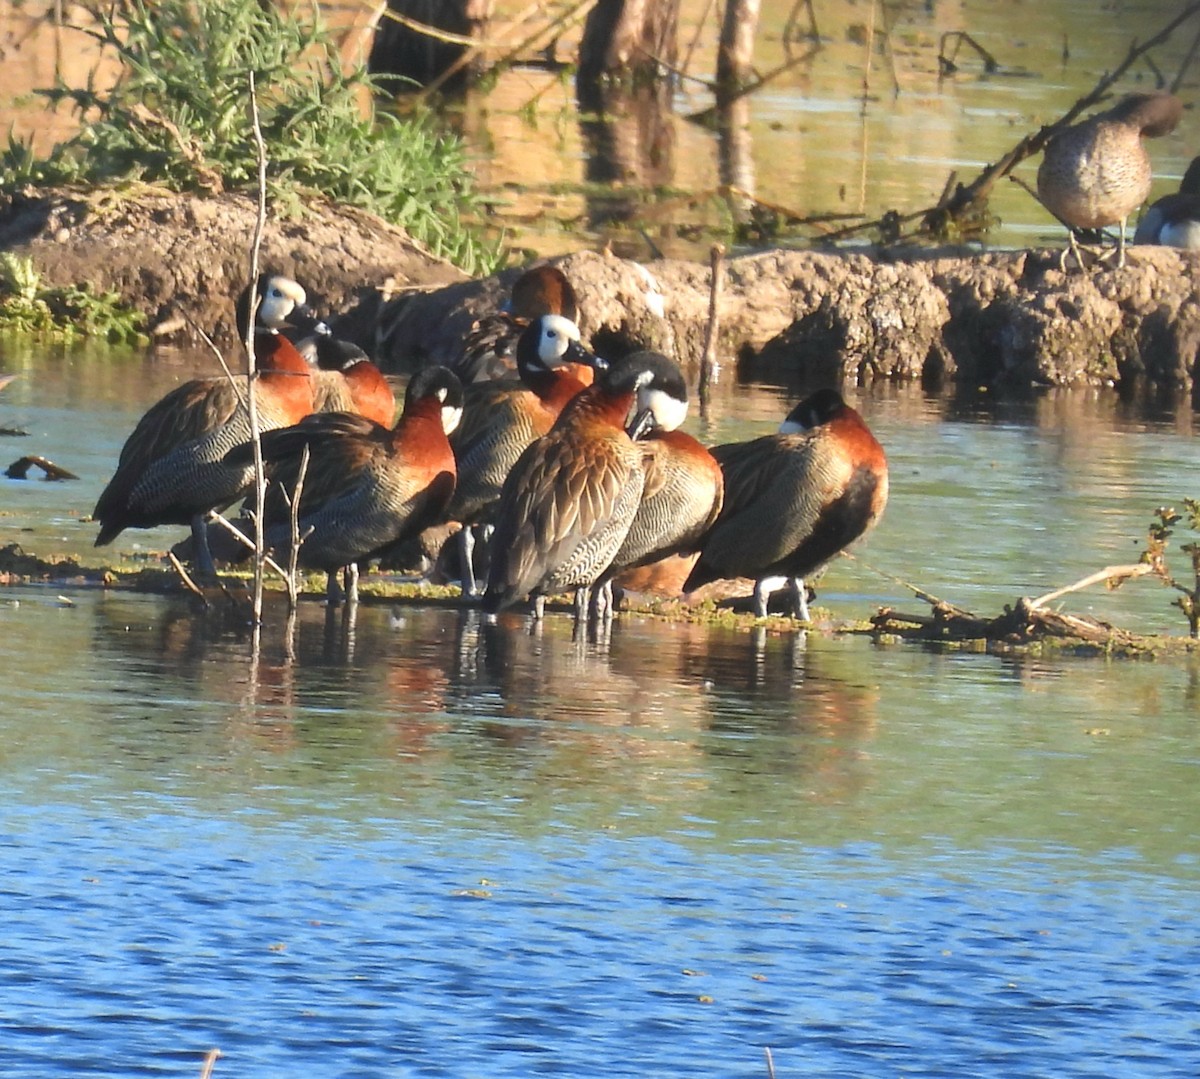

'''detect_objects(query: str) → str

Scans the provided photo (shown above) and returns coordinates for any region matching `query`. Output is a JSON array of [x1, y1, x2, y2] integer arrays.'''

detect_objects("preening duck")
[[483, 350, 683, 621]]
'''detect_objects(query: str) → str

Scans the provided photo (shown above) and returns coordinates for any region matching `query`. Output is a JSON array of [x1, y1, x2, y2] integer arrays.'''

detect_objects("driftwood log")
[[2, 187, 1200, 393]]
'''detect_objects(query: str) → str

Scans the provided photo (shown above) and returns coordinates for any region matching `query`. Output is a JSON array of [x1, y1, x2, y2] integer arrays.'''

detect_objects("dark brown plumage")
[[682, 389, 889, 620], [591, 352, 722, 614], [454, 264, 582, 383], [482, 351, 682, 620], [445, 313, 599, 594], [224, 367, 462, 605], [1037, 92, 1182, 268], [92, 274, 317, 575]]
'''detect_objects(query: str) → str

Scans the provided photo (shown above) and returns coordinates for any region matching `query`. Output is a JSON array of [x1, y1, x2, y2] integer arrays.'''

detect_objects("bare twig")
[[168, 550, 208, 604], [699, 243, 724, 409], [765, 1046, 777, 1079], [418, 0, 545, 99], [246, 70, 269, 626], [488, 0, 598, 80], [199, 1048, 221, 1079], [839, 550, 979, 620], [1172, 18, 1200, 93], [205, 513, 292, 580], [286, 443, 310, 612], [1028, 563, 1154, 610]]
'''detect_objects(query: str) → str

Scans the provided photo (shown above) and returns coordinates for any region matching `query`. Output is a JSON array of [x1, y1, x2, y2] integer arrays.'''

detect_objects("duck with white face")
[[93, 273, 317, 578], [482, 349, 691, 622], [587, 351, 723, 617], [683, 388, 889, 622], [223, 366, 463, 607], [444, 312, 603, 596]]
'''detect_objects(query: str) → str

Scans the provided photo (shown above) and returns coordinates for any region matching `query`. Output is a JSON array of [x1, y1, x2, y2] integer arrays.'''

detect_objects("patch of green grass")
[[0, 253, 147, 343], [4, 0, 504, 275]]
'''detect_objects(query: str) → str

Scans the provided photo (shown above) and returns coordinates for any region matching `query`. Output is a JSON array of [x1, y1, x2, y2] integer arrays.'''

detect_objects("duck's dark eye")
[[270, 287, 284, 299], [547, 329, 558, 340]]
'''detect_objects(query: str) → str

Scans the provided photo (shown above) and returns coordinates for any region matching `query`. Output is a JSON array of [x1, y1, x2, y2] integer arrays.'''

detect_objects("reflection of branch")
[[937, 31, 998, 75], [687, 46, 820, 123]]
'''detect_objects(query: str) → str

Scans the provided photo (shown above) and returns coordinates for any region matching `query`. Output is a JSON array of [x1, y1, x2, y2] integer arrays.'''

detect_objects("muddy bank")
[[3, 187, 1199, 394], [380, 246, 1200, 395], [0, 186, 468, 346]]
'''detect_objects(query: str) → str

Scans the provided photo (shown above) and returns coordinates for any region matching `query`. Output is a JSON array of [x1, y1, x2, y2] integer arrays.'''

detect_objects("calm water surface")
[[2, 342, 1200, 1075]]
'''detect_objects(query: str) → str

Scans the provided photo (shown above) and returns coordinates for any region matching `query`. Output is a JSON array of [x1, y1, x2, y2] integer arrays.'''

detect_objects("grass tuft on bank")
[[2, 0, 503, 276]]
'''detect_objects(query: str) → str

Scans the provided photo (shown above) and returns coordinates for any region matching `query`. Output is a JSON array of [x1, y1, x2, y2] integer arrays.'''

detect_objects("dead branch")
[[698, 243, 724, 407], [246, 70, 268, 625], [4, 455, 79, 480], [199, 1047, 221, 1079], [1028, 562, 1153, 610], [286, 443, 310, 613], [167, 550, 208, 605], [825, 2, 1200, 246]]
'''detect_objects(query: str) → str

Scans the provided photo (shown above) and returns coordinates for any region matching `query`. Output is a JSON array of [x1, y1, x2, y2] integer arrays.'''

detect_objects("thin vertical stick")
[[698, 242, 725, 411], [286, 444, 310, 613], [246, 70, 269, 626], [200, 1048, 221, 1079], [764, 1046, 776, 1078]]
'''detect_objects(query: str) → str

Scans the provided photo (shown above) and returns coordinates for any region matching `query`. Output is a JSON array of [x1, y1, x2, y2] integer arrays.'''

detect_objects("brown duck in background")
[[223, 366, 462, 606], [92, 274, 317, 577], [483, 351, 684, 622], [1133, 154, 1200, 249], [1036, 91, 1183, 269], [287, 307, 397, 427], [453, 264, 585, 384], [445, 313, 600, 595], [682, 389, 888, 621], [591, 351, 723, 616]]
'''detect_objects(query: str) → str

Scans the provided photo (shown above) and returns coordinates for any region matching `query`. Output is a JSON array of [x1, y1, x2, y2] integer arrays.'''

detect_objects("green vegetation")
[[0, 253, 146, 343], [1143, 503, 1200, 638], [1, 0, 503, 275]]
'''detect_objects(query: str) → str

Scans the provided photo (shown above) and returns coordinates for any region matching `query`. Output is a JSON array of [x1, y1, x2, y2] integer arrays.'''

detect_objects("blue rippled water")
[[4, 747, 1200, 1076]]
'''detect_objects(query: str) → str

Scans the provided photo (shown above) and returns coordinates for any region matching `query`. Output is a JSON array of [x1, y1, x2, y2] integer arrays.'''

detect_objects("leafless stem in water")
[[199, 1048, 221, 1079], [286, 444, 311, 612], [167, 550, 208, 605], [246, 70, 269, 626]]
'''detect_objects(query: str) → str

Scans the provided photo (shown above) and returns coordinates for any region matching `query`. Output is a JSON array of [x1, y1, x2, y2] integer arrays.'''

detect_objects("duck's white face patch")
[[537, 314, 582, 365], [259, 276, 307, 328], [441, 403, 464, 435], [638, 386, 688, 433]]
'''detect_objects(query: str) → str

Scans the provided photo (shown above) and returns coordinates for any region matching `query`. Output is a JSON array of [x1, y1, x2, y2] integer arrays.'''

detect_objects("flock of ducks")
[[89, 89, 1197, 623], [91, 270, 890, 623]]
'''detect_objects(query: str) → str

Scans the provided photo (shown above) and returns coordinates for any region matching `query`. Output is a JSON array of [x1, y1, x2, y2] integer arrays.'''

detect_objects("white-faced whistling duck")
[[482, 350, 686, 622], [223, 366, 462, 606], [682, 388, 888, 621], [92, 273, 317, 577], [446, 312, 601, 596]]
